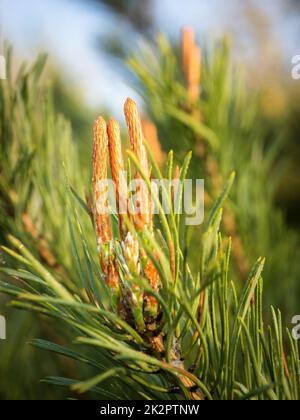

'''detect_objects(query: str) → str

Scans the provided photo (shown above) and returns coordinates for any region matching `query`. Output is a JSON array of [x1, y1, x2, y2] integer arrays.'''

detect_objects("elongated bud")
[[188, 44, 201, 100], [92, 117, 112, 250], [181, 27, 201, 100], [124, 98, 151, 229], [93, 118, 116, 281], [93, 117, 120, 305], [107, 119, 128, 237], [182, 27, 195, 76], [124, 98, 149, 173]]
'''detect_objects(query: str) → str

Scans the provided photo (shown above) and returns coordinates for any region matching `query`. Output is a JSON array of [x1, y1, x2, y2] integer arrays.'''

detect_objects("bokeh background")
[[0, 0, 299, 399], [2, 0, 299, 224]]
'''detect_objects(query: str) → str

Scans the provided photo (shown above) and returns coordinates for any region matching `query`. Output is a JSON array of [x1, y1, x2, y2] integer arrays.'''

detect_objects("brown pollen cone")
[[124, 98, 151, 230], [107, 118, 128, 237], [92, 117, 112, 269]]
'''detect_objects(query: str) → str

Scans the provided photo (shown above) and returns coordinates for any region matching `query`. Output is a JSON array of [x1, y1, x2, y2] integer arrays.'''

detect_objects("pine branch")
[[0, 43, 299, 401]]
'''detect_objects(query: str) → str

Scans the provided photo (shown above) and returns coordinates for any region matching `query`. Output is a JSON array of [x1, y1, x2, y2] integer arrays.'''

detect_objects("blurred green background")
[[0, 0, 299, 399]]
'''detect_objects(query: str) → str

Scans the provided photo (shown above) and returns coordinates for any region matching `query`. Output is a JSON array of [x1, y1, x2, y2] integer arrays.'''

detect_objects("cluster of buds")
[[181, 27, 201, 101], [92, 98, 160, 333]]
